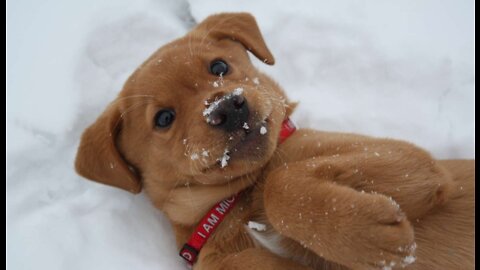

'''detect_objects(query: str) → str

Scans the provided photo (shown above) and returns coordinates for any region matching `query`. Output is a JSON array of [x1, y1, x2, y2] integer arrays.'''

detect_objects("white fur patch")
[[247, 221, 266, 231], [245, 224, 289, 258]]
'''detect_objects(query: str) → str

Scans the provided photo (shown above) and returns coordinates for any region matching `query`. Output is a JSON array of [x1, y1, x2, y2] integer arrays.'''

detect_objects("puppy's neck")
[[159, 170, 262, 226]]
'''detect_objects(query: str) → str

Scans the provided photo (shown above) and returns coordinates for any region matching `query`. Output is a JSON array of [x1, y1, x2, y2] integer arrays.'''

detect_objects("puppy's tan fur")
[[75, 13, 474, 270]]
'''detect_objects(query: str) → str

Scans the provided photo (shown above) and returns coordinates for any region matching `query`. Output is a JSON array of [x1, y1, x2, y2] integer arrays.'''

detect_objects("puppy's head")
[[75, 13, 294, 200]]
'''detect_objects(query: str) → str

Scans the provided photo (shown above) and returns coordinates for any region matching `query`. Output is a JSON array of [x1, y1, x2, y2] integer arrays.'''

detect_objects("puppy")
[[75, 13, 474, 270]]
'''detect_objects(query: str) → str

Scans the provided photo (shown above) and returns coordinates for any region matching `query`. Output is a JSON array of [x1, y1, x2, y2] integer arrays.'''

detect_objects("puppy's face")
[[75, 13, 293, 209]]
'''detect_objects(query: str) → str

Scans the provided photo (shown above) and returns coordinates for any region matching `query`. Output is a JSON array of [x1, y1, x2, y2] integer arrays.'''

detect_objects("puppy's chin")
[[230, 128, 268, 159], [194, 125, 275, 185]]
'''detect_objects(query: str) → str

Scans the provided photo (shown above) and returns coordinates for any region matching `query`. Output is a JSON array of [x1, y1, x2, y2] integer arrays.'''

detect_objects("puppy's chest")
[[208, 187, 291, 257], [243, 187, 289, 255]]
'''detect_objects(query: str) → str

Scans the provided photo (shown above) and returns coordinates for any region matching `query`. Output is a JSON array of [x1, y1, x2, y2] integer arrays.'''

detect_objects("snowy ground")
[[7, 0, 474, 269]]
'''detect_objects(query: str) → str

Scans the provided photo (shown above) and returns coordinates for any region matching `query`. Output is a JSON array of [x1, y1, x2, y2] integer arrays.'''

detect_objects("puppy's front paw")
[[337, 194, 416, 270]]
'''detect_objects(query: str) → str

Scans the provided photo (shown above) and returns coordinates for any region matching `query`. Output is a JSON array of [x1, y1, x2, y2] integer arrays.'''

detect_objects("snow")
[[233, 87, 244, 95], [203, 98, 222, 117], [403, 255, 416, 266], [7, 0, 474, 270], [219, 149, 231, 168], [260, 126, 268, 135], [203, 87, 244, 122], [247, 221, 267, 231]]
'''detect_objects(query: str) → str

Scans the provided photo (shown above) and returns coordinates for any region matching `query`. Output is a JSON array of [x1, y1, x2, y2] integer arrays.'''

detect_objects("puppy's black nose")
[[205, 93, 249, 132]]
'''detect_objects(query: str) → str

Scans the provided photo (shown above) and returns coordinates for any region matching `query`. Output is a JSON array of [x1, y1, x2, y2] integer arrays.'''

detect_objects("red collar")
[[179, 117, 297, 265], [278, 117, 297, 144]]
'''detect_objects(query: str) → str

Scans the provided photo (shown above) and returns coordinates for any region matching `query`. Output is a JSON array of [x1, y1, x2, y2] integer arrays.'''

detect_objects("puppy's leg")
[[326, 150, 454, 220], [264, 161, 416, 270], [195, 247, 312, 270], [285, 131, 455, 219], [408, 160, 475, 270]]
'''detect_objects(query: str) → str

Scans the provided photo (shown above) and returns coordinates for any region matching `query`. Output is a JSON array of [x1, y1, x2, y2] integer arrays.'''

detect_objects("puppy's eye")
[[210, 60, 229, 76], [154, 109, 175, 128]]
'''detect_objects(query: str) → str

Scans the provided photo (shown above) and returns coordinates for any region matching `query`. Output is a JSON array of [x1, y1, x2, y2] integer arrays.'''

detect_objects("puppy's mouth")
[[202, 116, 271, 173], [230, 121, 269, 157]]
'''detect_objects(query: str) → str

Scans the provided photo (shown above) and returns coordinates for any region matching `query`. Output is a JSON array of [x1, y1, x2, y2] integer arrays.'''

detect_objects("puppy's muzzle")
[[206, 93, 249, 132]]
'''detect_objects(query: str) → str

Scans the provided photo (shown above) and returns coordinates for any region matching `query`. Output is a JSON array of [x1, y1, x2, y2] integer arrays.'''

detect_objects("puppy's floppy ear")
[[75, 103, 142, 194], [194, 12, 275, 65]]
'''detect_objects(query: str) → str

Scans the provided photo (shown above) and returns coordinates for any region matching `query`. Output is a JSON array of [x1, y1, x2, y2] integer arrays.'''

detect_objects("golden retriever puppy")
[[75, 13, 474, 270]]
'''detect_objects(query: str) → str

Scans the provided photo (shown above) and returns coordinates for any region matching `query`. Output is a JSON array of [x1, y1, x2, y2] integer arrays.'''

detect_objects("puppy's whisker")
[[112, 100, 156, 130]]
